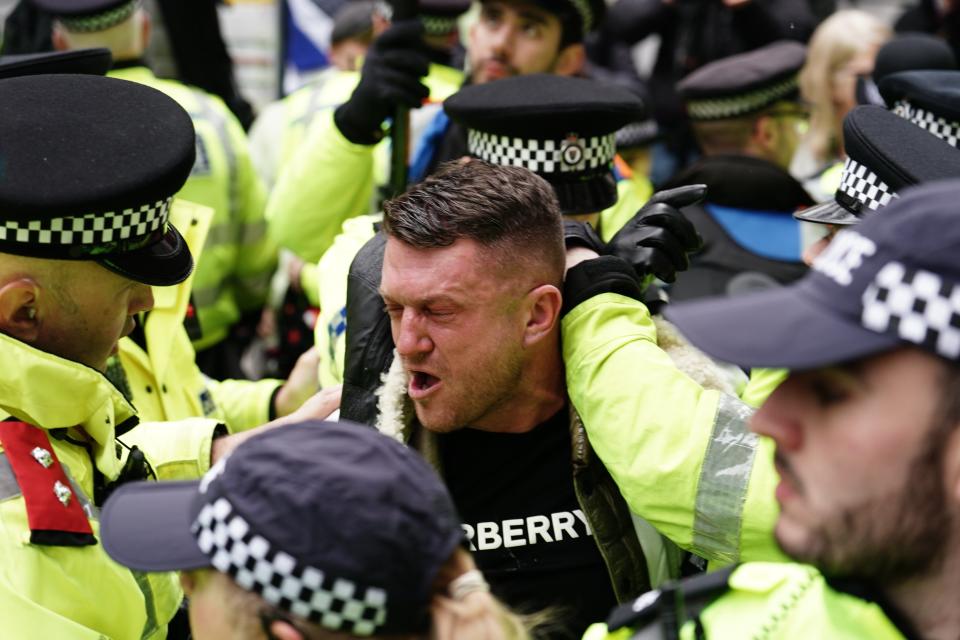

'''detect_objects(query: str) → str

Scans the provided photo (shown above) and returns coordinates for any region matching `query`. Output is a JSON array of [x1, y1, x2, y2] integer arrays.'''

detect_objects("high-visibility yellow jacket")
[[110, 65, 276, 351], [265, 63, 464, 263], [116, 200, 282, 431], [249, 68, 363, 190], [0, 331, 221, 639], [561, 292, 786, 567], [582, 563, 906, 639]]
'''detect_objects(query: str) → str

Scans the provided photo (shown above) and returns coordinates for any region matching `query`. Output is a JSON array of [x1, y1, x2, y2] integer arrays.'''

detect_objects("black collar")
[[663, 155, 815, 213]]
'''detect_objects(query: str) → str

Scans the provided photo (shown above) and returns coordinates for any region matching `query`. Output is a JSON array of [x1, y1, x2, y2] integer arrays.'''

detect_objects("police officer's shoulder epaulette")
[[607, 565, 737, 634], [0, 420, 96, 547]]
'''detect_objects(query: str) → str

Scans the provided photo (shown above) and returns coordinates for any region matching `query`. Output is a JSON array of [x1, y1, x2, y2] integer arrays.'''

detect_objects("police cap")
[[879, 70, 960, 147], [873, 33, 958, 85], [101, 421, 465, 636], [0, 74, 195, 285], [444, 73, 644, 214], [0, 48, 111, 79], [668, 181, 960, 370], [679, 41, 806, 121], [796, 106, 960, 226], [31, 0, 139, 32]]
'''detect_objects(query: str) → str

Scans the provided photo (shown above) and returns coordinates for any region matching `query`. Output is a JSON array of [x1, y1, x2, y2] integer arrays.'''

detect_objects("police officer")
[[0, 72, 221, 640], [34, 0, 278, 379], [583, 179, 960, 640], [265, 0, 606, 265], [0, 72, 336, 639], [665, 41, 814, 301], [100, 421, 527, 639]]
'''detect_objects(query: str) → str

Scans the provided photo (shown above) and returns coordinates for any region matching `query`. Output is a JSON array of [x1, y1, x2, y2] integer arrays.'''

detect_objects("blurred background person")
[[793, 9, 890, 202]]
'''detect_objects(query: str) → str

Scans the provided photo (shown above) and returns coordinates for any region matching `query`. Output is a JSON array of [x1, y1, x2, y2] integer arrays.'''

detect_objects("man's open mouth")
[[408, 370, 442, 399]]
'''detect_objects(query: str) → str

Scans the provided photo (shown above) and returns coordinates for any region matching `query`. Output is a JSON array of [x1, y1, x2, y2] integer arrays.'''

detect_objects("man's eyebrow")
[[377, 290, 462, 306], [819, 360, 869, 390]]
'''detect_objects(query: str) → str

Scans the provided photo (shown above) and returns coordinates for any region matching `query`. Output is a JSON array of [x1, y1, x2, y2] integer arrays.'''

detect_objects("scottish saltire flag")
[[282, 0, 345, 94]]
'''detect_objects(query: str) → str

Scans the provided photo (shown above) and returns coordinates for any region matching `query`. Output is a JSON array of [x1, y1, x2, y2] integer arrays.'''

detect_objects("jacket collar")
[[374, 321, 740, 445], [0, 332, 136, 480]]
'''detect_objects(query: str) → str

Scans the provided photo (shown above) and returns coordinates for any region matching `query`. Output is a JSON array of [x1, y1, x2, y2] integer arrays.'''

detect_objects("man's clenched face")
[[752, 348, 959, 583], [381, 237, 531, 432]]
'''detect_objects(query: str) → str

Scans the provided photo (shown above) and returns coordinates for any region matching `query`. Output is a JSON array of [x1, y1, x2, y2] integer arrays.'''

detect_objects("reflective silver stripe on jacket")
[[692, 394, 757, 564], [0, 453, 19, 501]]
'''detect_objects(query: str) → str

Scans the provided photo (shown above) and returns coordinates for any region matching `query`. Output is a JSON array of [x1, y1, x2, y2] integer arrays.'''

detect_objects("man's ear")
[[0, 278, 41, 343], [749, 115, 780, 162], [553, 42, 585, 77], [267, 619, 306, 640], [523, 284, 562, 347]]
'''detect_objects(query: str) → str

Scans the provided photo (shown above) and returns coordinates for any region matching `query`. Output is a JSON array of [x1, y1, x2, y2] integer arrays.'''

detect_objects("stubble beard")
[[779, 431, 953, 585], [415, 347, 525, 433]]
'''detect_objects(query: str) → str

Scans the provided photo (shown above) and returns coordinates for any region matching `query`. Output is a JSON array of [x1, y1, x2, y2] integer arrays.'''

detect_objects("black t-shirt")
[[438, 408, 618, 639]]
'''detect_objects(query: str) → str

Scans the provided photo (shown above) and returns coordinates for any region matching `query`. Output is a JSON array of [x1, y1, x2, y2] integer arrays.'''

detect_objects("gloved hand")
[[608, 184, 706, 283], [334, 20, 430, 145], [563, 219, 606, 253]]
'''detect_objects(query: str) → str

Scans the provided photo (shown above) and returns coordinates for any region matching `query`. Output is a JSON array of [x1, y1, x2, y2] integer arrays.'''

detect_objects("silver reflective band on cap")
[[467, 130, 616, 175], [837, 157, 898, 212], [893, 100, 960, 147], [686, 76, 798, 120], [192, 496, 388, 636], [862, 261, 960, 360]]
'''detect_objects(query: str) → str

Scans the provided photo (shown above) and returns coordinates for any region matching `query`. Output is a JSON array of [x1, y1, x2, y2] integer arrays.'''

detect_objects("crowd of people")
[[1, 0, 960, 638]]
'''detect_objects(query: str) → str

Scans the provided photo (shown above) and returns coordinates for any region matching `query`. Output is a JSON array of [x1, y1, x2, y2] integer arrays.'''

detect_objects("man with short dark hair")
[[374, 160, 778, 638]]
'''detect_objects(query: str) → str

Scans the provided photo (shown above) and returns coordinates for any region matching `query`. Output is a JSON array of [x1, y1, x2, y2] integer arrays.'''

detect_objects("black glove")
[[607, 184, 706, 283], [334, 20, 429, 145], [563, 219, 606, 253]]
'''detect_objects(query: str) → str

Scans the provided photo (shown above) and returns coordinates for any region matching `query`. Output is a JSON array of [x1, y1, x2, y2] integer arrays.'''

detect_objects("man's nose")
[[394, 308, 433, 357], [130, 284, 155, 315], [750, 380, 805, 452]]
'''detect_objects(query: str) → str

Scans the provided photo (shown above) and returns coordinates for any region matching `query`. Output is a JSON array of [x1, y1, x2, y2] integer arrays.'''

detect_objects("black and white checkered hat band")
[[468, 130, 616, 175], [421, 15, 459, 35], [0, 196, 172, 251], [862, 261, 960, 359], [893, 100, 960, 147], [686, 76, 798, 120], [58, 0, 140, 33], [616, 120, 659, 148], [837, 157, 898, 212], [568, 0, 594, 33], [192, 497, 388, 635]]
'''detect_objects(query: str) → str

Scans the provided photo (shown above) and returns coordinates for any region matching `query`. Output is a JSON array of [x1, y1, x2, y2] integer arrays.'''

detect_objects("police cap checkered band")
[[57, 0, 140, 33], [835, 157, 898, 214], [686, 75, 798, 120], [468, 129, 616, 176], [893, 100, 960, 147], [421, 14, 458, 35], [862, 261, 960, 360], [193, 496, 389, 636], [0, 196, 172, 258]]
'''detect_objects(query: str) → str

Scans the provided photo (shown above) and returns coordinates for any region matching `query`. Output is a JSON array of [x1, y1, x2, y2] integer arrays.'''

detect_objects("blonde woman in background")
[[793, 10, 891, 202]]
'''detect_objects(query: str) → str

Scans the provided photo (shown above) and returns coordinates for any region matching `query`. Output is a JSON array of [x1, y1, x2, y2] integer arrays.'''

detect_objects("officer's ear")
[[553, 43, 585, 77], [522, 283, 562, 348], [750, 115, 781, 163], [0, 278, 41, 343]]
